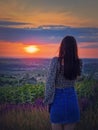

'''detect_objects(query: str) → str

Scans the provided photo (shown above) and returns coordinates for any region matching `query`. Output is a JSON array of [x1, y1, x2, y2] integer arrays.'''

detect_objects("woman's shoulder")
[[51, 57, 59, 63], [52, 56, 59, 60], [50, 57, 59, 66]]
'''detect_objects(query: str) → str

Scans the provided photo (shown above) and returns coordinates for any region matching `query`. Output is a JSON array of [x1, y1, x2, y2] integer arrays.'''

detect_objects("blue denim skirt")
[[50, 87, 80, 124]]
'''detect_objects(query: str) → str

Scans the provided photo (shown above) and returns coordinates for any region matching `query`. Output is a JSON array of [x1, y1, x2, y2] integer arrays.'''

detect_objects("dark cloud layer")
[[0, 24, 98, 48], [0, 20, 31, 26]]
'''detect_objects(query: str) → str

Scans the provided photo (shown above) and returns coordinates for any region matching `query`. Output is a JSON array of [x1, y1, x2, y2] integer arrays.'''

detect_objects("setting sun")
[[24, 45, 40, 54]]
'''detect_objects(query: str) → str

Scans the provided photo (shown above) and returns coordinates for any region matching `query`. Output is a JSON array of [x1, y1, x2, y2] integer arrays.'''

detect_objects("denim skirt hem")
[[51, 119, 80, 124], [50, 87, 80, 124]]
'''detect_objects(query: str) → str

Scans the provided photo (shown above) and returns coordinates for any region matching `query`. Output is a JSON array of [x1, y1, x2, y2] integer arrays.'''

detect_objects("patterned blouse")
[[43, 57, 82, 105]]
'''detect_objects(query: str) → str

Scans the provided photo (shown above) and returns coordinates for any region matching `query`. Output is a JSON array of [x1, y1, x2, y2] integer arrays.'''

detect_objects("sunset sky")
[[0, 0, 98, 58]]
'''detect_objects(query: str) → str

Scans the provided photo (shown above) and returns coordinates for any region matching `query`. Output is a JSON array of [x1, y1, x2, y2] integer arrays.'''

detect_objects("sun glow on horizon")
[[0, 42, 98, 58], [24, 45, 40, 54]]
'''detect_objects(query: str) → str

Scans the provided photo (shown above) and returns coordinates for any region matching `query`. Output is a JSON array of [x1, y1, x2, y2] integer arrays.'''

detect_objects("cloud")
[[0, 0, 98, 27], [79, 42, 98, 48], [38, 25, 70, 30], [0, 25, 98, 48], [0, 20, 32, 28]]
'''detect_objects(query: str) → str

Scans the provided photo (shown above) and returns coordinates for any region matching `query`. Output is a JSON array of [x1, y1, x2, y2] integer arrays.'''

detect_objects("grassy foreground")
[[0, 79, 98, 130]]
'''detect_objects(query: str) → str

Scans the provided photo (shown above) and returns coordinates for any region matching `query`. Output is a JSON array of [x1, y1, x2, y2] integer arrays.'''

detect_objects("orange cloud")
[[0, 0, 98, 28], [78, 42, 98, 58], [78, 48, 98, 58], [0, 5, 98, 28]]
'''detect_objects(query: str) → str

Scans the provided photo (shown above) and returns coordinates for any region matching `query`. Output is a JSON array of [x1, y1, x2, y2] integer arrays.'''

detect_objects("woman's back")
[[52, 57, 76, 88]]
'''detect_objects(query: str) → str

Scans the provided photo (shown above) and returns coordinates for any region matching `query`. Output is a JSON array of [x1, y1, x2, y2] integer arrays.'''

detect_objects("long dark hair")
[[58, 35, 82, 80]]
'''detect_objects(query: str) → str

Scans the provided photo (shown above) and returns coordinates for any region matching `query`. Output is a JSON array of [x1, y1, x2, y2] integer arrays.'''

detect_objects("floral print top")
[[43, 57, 82, 105]]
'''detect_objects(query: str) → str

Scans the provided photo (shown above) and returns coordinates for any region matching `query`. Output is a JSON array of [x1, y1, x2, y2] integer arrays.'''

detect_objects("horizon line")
[[0, 57, 98, 59]]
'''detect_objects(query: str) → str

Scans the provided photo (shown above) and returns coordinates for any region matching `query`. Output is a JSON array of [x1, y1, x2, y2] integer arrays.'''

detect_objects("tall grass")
[[0, 103, 51, 130], [0, 101, 98, 130]]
